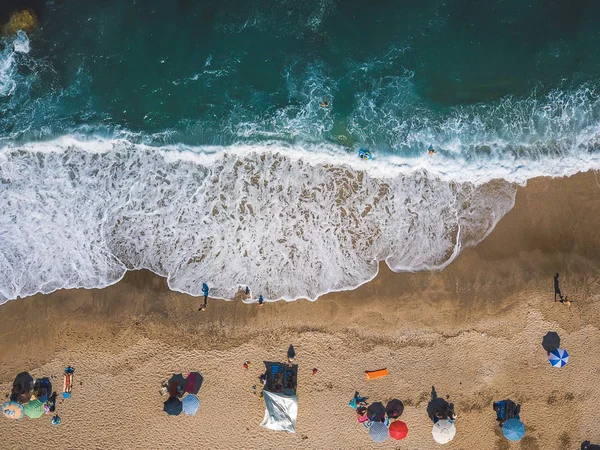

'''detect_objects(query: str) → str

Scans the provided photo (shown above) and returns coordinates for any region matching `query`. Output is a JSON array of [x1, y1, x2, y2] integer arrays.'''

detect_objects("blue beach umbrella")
[[502, 419, 525, 441], [548, 348, 569, 368], [182, 394, 200, 416]]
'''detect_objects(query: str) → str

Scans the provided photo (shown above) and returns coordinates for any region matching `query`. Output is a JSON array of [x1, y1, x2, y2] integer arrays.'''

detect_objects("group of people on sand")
[[198, 283, 264, 311], [428, 386, 456, 424], [3, 368, 74, 426], [350, 392, 403, 428]]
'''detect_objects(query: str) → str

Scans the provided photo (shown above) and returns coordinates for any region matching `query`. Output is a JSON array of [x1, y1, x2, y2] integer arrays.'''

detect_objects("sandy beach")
[[1, 170, 599, 449]]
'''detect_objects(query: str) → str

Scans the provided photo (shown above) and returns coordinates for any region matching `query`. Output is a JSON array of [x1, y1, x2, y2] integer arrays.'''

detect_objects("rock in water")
[[2, 9, 38, 36]]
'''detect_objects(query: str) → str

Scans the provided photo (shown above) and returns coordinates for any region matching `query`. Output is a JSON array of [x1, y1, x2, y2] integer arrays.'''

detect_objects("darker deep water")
[[2, 0, 600, 152]]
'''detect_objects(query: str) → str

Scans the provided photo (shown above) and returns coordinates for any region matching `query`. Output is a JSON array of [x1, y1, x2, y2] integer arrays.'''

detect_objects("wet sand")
[[1, 171, 599, 449]]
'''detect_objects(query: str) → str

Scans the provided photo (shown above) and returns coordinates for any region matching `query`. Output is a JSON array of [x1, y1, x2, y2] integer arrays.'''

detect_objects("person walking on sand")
[[198, 283, 209, 311], [258, 295, 264, 307], [554, 273, 563, 302]]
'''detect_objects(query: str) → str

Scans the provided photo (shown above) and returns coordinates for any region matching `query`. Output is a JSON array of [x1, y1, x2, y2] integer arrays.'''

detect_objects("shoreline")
[[0, 170, 599, 449]]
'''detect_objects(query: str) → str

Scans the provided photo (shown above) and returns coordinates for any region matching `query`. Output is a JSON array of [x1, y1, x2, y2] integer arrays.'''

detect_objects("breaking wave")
[[0, 137, 520, 303]]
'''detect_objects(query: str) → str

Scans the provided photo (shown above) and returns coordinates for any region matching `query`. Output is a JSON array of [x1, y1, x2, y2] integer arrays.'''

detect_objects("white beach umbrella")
[[432, 419, 456, 444]]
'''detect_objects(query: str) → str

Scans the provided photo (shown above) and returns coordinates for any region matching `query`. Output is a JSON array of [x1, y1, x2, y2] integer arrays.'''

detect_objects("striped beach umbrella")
[[369, 421, 389, 442], [432, 420, 456, 444], [502, 419, 525, 441], [182, 394, 200, 416], [548, 348, 569, 368], [23, 399, 44, 419]]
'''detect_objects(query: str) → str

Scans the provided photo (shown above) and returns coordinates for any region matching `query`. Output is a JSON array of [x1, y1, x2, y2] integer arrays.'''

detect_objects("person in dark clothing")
[[582, 441, 600, 450], [47, 392, 57, 412], [554, 273, 563, 302], [446, 402, 457, 420]]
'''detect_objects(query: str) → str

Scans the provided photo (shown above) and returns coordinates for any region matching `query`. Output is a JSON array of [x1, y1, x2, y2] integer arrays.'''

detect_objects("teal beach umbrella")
[[502, 419, 525, 441], [23, 399, 44, 419]]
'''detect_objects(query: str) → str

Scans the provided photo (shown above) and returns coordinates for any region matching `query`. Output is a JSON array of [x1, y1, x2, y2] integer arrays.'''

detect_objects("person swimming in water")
[[428, 144, 436, 155], [320, 100, 328, 108], [358, 149, 372, 160]]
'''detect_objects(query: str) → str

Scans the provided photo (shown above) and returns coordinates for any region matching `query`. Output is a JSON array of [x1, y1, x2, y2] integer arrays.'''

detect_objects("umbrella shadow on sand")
[[428, 387, 452, 422], [542, 332, 561, 353]]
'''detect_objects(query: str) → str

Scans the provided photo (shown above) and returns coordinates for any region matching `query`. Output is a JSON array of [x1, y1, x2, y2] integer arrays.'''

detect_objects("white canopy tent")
[[260, 390, 298, 433]]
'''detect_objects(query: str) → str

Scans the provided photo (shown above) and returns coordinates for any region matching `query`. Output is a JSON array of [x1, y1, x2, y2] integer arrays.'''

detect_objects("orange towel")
[[365, 369, 389, 380]]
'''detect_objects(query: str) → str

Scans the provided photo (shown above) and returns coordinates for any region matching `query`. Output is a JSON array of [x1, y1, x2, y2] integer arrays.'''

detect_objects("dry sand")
[[1, 171, 600, 450]]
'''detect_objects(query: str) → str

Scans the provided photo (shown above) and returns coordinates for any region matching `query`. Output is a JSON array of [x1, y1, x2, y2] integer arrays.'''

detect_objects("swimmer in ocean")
[[428, 144, 436, 155], [320, 100, 329, 108]]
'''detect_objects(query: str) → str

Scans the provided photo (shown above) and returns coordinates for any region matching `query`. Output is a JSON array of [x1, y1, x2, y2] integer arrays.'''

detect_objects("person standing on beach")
[[198, 283, 209, 311], [554, 273, 563, 302]]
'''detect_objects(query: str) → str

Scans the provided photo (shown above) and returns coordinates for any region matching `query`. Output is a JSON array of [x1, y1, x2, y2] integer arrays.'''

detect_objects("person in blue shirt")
[[198, 283, 209, 311]]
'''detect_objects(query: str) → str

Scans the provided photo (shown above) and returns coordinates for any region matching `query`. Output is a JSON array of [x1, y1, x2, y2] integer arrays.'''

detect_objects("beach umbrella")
[[389, 420, 408, 440], [182, 394, 200, 416], [185, 372, 204, 394], [369, 421, 389, 442], [367, 402, 386, 422], [542, 332, 561, 352], [23, 399, 44, 419], [168, 373, 186, 397], [502, 418, 525, 441], [12, 372, 33, 404], [549, 348, 569, 367], [163, 396, 183, 416], [386, 399, 404, 419], [432, 420, 456, 444], [2, 401, 24, 420]]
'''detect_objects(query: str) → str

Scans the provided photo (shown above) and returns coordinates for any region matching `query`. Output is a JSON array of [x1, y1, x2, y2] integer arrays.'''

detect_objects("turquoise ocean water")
[[1, 0, 599, 303]]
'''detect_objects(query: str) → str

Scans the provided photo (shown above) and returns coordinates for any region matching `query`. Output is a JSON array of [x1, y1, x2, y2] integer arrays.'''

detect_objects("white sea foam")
[[12, 31, 30, 54], [0, 136, 528, 304]]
